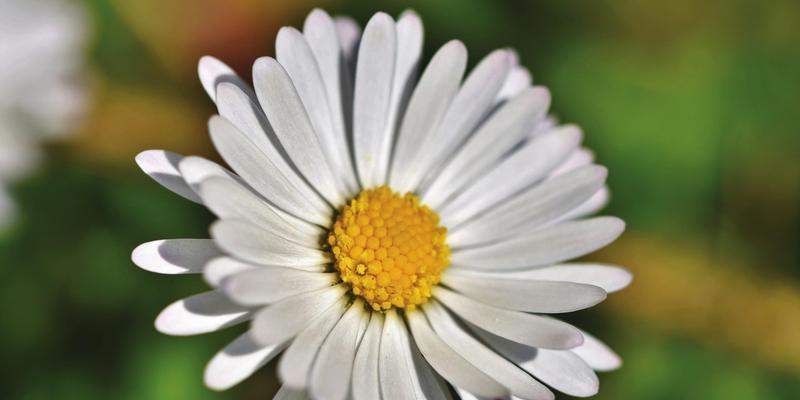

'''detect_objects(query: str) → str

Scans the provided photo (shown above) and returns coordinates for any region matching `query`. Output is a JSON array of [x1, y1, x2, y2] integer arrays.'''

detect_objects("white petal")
[[440, 125, 582, 227], [333, 16, 361, 75], [251, 285, 346, 346], [199, 176, 323, 246], [389, 40, 467, 192], [135, 150, 200, 203], [379, 310, 425, 400], [198, 55, 254, 103], [424, 302, 554, 400], [432, 287, 582, 350], [252, 57, 345, 205], [490, 263, 632, 293], [352, 12, 398, 188], [211, 219, 329, 268], [549, 147, 594, 177], [155, 291, 251, 336], [557, 186, 609, 222], [203, 256, 259, 287], [441, 271, 607, 313], [407, 311, 508, 399], [496, 66, 532, 104], [520, 350, 599, 397], [352, 312, 383, 400], [450, 217, 625, 270], [215, 82, 324, 212], [449, 165, 608, 247], [409, 339, 452, 400], [412, 49, 516, 191], [177, 155, 239, 195], [278, 298, 348, 388], [474, 328, 599, 397], [208, 115, 331, 225], [223, 267, 337, 306], [274, 386, 312, 400], [423, 87, 551, 209], [276, 27, 356, 195], [571, 330, 622, 372], [310, 300, 370, 400], [131, 239, 220, 275], [379, 11, 425, 183], [204, 331, 288, 391]]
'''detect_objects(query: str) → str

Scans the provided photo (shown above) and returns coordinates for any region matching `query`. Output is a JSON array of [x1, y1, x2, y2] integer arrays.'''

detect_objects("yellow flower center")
[[327, 186, 450, 312]]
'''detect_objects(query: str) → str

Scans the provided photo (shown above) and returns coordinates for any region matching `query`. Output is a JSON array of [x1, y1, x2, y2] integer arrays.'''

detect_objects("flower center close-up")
[[327, 186, 450, 312]]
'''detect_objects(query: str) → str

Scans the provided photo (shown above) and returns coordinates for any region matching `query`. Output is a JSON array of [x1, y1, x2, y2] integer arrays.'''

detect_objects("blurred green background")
[[1, 0, 799, 399]]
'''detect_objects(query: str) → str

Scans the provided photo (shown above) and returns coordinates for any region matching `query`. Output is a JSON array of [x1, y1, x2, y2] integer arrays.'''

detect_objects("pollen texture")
[[327, 186, 450, 311]]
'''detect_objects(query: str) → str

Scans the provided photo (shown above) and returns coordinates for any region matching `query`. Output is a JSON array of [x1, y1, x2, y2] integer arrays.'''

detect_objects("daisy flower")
[[0, 0, 87, 228], [133, 9, 631, 400]]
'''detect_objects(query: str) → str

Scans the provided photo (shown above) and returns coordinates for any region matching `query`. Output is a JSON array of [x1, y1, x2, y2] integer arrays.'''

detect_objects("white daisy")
[[0, 0, 88, 228], [132, 9, 631, 400]]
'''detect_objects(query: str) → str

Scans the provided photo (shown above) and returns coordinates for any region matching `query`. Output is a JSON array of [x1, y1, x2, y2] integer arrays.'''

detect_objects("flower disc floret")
[[327, 186, 450, 311]]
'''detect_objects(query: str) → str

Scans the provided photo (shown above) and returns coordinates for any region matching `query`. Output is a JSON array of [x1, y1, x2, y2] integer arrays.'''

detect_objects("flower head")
[[133, 8, 631, 399]]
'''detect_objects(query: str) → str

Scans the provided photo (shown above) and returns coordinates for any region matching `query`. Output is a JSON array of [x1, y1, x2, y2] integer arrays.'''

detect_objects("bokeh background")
[[1, 0, 799, 399]]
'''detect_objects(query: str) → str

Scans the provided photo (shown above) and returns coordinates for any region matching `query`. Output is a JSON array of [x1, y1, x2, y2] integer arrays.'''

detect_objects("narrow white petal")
[[198, 55, 254, 103], [425, 302, 554, 400], [155, 291, 251, 336], [274, 386, 312, 400], [177, 155, 239, 195], [379, 11, 425, 184], [310, 301, 370, 400], [379, 310, 425, 400], [557, 186, 610, 222], [208, 115, 331, 225], [333, 16, 361, 75], [389, 40, 467, 192], [433, 287, 583, 350], [352, 312, 383, 400], [549, 147, 594, 177], [571, 330, 622, 372], [278, 298, 348, 388], [276, 27, 357, 195], [303, 10, 359, 193], [211, 219, 329, 268], [251, 285, 346, 346], [135, 150, 200, 203], [204, 331, 288, 391], [423, 87, 551, 209], [132, 239, 220, 274], [474, 328, 599, 397], [352, 12, 397, 187], [488, 263, 632, 293], [520, 350, 599, 397], [223, 267, 337, 306], [496, 66, 532, 103], [203, 257, 259, 287], [409, 340, 451, 400], [450, 217, 626, 270], [440, 126, 582, 227], [449, 165, 608, 247], [216, 82, 324, 211], [407, 311, 508, 399], [199, 176, 323, 246], [442, 271, 607, 313], [252, 57, 345, 205], [414, 49, 516, 192]]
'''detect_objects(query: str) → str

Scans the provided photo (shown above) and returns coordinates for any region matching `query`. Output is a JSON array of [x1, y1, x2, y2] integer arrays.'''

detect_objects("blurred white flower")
[[0, 0, 88, 227], [133, 9, 630, 400]]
